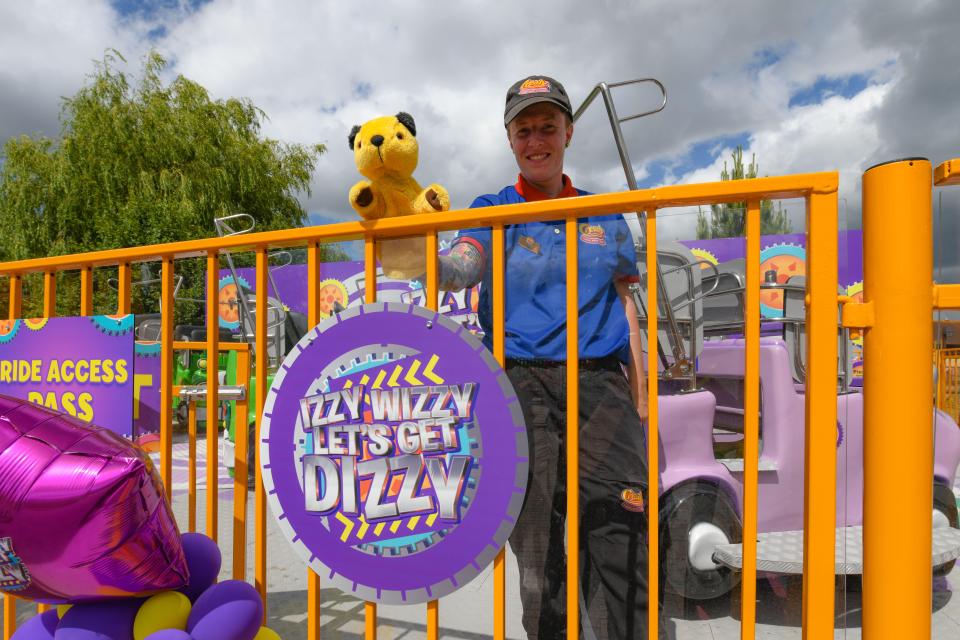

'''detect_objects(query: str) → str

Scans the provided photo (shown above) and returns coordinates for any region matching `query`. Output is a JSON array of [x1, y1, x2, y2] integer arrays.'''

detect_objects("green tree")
[[0, 50, 332, 318], [695, 146, 792, 239]]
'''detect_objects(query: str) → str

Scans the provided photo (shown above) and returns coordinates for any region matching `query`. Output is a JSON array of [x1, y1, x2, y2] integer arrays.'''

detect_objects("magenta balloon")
[[187, 581, 262, 640], [177, 534, 221, 602], [0, 395, 188, 602], [11, 610, 59, 639], [143, 631, 193, 640], [54, 598, 142, 639]]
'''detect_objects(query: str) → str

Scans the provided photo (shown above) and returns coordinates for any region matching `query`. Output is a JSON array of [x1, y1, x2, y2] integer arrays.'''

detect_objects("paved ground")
[[156, 437, 960, 639], [12, 437, 959, 639]]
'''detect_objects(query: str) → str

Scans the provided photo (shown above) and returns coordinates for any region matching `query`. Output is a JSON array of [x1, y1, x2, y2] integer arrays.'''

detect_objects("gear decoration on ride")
[[0, 320, 21, 344], [317, 278, 349, 319], [758, 243, 806, 317], [135, 341, 161, 357], [90, 314, 135, 336], [218, 275, 251, 330], [689, 247, 719, 270], [23, 318, 49, 332], [261, 303, 527, 604]]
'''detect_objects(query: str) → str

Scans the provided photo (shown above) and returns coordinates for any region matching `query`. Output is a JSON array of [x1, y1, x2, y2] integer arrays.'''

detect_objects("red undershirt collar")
[[515, 174, 579, 201]]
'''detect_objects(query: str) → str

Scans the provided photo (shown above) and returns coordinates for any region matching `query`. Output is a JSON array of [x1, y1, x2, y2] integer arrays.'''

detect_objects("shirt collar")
[[514, 174, 579, 201]]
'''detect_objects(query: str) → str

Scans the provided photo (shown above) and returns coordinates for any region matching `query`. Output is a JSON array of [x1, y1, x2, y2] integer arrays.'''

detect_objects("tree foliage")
[[695, 146, 792, 239], [0, 50, 329, 317]]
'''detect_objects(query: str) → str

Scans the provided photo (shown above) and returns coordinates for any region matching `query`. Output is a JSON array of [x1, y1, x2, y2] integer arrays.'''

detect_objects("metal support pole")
[[861, 158, 933, 639]]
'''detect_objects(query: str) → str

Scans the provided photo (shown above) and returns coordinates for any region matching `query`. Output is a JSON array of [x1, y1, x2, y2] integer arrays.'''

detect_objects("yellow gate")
[[1, 158, 958, 639]]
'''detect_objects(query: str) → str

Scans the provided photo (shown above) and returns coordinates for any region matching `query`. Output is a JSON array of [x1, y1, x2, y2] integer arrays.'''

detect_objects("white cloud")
[[677, 85, 886, 204], [1, 0, 957, 257], [0, 1, 153, 143]]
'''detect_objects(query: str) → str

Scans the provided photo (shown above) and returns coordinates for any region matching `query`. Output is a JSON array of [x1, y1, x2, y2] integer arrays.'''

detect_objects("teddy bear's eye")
[[396, 133, 404, 140], [357, 141, 361, 148]]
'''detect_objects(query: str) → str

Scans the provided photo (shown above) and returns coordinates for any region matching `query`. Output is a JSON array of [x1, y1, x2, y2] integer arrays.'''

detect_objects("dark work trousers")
[[505, 358, 661, 640]]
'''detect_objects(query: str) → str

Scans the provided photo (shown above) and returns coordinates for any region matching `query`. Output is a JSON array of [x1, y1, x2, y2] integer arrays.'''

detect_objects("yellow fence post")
[[363, 235, 378, 640], [255, 247, 269, 618], [644, 209, 660, 640], [160, 258, 175, 503], [233, 344, 251, 580], [425, 230, 440, 640], [491, 222, 507, 640], [188, 400, 198, 533], [307, 241, 322, 640], [79, 267, 93, 316], [205, 251, 220, 544], [565, 217, 580, 640], [801, 184, 839, 638], [862, 158, 933, 639], [43, 271, 57, 318], [116, 263, 131, 316], [741, 200, 761, 639]]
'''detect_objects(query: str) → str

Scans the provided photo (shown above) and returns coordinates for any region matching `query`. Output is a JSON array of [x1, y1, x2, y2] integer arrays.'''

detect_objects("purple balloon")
[[177, 533, 221, 602], [187, 581, 262, 640], [144, 631, 193, 640], [11, 610, 58, 639], [0, 394, 188, 602], [54, 598, 141, 639]]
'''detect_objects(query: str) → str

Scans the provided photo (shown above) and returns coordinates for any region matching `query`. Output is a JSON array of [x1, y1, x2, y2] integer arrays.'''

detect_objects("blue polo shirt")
[[456, 175, 640, 362]]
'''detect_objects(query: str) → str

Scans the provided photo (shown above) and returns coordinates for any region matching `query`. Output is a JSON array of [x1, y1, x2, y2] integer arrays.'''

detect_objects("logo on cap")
[[519, 78, 551, 95]]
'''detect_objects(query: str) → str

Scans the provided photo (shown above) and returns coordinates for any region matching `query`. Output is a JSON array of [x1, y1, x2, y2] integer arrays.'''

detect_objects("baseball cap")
[[503, 75, 573, 126]]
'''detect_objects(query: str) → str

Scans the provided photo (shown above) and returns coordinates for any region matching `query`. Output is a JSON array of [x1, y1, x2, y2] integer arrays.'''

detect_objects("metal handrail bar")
[[0, 175, 837, 274], [572, 79, 682, 371]]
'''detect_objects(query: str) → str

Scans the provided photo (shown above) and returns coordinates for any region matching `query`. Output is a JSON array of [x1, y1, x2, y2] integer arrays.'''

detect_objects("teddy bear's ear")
[[348, 125, 361, 150], [396, 112, 416, 137]]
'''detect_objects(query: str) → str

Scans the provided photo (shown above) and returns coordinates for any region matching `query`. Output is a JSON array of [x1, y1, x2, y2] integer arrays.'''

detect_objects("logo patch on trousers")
[[620, 488, 645, 512]]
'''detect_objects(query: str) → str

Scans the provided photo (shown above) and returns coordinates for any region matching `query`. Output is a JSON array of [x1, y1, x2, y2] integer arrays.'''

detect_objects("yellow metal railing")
[[937, 348, 960, 423], [1, 172, 847, 640]]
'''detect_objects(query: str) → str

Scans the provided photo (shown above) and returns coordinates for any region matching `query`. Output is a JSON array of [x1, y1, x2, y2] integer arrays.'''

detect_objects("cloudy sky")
[[1, 0, 957, 277]]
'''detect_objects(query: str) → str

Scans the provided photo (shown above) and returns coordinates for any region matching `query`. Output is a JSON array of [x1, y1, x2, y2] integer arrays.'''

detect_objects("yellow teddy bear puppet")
[[348, 112, 450, 279]]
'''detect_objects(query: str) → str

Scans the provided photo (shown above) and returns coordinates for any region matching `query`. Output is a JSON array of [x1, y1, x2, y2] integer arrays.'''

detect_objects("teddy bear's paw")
[[349, 181, 383, 219], [425, 189, 442, 210], [356, 186, 374, 208], [418, 184, 450, 213]]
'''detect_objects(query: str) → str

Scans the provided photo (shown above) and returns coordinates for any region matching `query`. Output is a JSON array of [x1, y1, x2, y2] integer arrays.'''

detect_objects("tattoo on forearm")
[[439, 241, 485, 291]]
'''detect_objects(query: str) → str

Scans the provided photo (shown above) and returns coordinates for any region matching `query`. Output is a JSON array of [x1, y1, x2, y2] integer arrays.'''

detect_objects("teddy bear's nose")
[[371, 135, 385, 147]]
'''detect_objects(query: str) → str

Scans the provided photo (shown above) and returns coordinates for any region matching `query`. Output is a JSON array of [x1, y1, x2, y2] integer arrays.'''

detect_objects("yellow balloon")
[[133, 591, 192, 640], [56, 604, 72, 619], [253, 627, 282, 640]]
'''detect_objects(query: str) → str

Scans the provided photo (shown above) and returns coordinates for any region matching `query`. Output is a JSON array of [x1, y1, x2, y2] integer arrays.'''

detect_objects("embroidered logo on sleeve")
[[578, 223, 606, 246], [518, 235, 541, 255]]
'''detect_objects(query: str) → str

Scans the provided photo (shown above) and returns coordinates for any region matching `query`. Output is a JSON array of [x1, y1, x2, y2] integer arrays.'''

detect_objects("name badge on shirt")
[[518, 235, 541, 255]]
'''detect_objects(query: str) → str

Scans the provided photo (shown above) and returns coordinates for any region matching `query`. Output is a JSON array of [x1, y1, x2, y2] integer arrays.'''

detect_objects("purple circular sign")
[[260, 303, 527, 604]]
